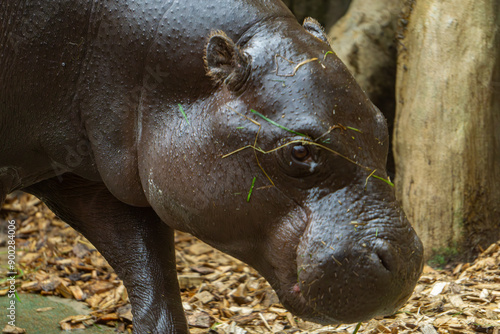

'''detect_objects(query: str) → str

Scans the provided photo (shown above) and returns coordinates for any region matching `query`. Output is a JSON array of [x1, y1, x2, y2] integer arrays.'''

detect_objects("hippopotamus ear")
[[204, 31, 251, 91], [303, 17, 329, 44]]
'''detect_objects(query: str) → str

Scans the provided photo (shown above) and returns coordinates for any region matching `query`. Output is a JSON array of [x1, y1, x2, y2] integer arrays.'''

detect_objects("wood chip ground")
[[1, 194, 499, 333]]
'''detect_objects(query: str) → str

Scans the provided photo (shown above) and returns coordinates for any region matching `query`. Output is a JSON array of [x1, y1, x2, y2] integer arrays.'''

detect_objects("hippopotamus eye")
[[275, 140, 320, 178], [292, 145, 310, 161]]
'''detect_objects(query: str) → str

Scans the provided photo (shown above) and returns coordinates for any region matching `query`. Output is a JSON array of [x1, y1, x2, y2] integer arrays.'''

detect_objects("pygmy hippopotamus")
[[0, 0, 424, 332]]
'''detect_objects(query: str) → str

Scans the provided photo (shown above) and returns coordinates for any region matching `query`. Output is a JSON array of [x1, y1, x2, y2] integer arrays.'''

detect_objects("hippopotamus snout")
[[292, 186, 424, 324]]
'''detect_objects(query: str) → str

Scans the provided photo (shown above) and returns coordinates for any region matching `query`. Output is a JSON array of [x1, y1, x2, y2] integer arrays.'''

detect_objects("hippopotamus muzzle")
[[280, 183, 424, 324]]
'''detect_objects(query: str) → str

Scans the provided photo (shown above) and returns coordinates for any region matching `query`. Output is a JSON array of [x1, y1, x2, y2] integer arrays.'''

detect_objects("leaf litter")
[[1, 194, 499, 333]]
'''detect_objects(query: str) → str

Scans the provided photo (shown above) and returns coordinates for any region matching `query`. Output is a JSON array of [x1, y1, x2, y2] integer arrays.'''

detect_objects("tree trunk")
[[394, 0, 500, 259]]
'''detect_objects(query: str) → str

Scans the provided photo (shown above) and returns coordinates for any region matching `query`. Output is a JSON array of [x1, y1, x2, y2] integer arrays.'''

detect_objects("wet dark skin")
[[0, 1, 423, 333]]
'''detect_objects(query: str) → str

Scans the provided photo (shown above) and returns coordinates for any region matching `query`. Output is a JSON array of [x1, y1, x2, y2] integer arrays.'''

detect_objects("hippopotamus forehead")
[[244, 27, 380, 122], [244, 50, 384, 139]]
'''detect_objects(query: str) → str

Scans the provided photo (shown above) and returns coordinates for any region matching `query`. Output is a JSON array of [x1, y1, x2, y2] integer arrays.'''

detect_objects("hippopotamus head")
[[138, 17, 423, 324]]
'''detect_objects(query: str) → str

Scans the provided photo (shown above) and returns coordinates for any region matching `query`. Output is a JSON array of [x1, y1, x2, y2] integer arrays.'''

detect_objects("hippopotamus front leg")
[[24, 174, 188, 334]]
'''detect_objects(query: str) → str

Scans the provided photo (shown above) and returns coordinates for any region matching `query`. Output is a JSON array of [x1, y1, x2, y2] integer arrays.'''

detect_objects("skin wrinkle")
[[264, 202, 306, 281]]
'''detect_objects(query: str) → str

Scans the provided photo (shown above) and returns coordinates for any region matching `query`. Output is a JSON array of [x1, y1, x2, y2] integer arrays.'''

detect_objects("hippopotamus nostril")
[[377, 251, 391, 272], [372, 239, 398, 273]]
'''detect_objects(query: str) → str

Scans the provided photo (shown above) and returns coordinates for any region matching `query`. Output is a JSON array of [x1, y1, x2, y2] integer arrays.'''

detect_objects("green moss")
[[428, 245, 460, 268]]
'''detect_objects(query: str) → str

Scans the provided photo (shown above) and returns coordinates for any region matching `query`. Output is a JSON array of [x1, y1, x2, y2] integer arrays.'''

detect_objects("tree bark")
[[394, 0, 500, 259]]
